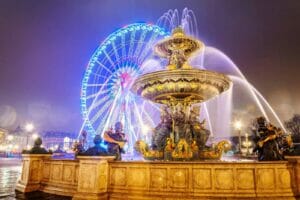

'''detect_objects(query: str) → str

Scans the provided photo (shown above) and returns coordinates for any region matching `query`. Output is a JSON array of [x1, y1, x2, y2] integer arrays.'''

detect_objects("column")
[[73, 156, 115, 200], [16, 154, 51, 192]]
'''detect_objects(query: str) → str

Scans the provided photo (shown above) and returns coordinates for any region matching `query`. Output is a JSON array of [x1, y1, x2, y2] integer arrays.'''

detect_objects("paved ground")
[[0, 158, 71, 200]]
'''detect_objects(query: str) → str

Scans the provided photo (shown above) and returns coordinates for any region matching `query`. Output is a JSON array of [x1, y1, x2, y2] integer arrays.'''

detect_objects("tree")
[[285, 114, 300, 143]]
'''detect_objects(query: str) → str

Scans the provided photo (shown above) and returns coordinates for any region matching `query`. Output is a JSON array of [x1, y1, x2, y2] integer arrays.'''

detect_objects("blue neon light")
[[80, 23, 169, 141]]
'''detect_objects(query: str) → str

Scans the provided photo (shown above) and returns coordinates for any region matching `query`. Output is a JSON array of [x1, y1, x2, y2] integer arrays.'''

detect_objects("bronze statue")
[[23, 137, 51, 154], [151, 107, 172, 151], [253, 117, 292, 161], [103, 122, 127, 160], [172, 103, 187, 143], [189, 106, 210, 150], [79, 134, 111, 156]]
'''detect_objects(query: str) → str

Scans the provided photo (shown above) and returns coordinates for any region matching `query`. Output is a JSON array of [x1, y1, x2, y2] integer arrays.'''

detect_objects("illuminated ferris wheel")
[[80, 23, 169, 151]]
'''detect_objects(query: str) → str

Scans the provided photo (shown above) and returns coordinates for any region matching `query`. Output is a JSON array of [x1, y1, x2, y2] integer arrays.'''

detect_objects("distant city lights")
[[7, 135, 14, 141]]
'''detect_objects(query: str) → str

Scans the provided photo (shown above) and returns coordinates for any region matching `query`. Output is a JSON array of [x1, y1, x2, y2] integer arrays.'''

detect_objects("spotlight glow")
[[25, 123, 34, 132], [234, 120, 242, 130]]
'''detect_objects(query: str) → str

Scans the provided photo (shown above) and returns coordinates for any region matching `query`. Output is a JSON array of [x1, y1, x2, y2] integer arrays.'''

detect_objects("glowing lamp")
[[142, 124, 150, 135], [25, 123, 34, 132], [234, 120, 242, 130], [7, 135, 14, 141]]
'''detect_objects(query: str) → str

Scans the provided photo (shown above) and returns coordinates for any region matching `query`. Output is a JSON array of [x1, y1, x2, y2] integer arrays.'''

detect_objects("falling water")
[[80, 9, 286, 153], [156, 8, 285, 138]]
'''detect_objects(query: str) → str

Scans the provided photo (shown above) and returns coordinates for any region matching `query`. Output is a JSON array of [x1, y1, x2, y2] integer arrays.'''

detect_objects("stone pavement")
[[0, 158, 71, 200]]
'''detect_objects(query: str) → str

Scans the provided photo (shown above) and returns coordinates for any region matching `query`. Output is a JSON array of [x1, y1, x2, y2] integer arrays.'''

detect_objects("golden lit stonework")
[[132, 28, 232, 160], [132, 27, 231, 106], [132, 69, 231, 105]]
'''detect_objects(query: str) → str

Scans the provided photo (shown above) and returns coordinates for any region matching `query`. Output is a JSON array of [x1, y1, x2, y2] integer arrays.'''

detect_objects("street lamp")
[[25, 123, 34, 132], [25, 123, 35, 149], [234, 120, 242, 153], [242, 133, 252, 156]]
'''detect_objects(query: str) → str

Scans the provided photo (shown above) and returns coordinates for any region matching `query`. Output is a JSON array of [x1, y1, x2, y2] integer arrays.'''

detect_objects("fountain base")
[[16, 154, 300, 199]]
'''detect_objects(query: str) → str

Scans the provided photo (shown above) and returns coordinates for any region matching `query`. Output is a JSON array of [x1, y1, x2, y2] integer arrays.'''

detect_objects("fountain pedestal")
[[16, 154, 52, 193], [286, 156, 300, 196], [73, 156, 115, 200]]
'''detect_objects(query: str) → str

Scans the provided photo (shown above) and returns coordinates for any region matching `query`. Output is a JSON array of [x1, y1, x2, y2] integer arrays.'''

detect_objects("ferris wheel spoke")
[[112, 41, 121, 67], [86, 83, 112, 87], [103, 49, 117, 69], [141, 102, 156, 127], [100, 89, 122, 136], [121, 32, 126, 58], [95, 60, 113, 74], [133, 101, 146, 130], [90, 99, 113, 124], [124, 98, 137, 141], [134, 30, 148, 58], [90, 72, 110, 80], [139, 32, 159, 62], [128, 29, 136, 57], [86, 88, 110, 100], [88, 95, 111, 110], [95, 107, 112, 134]]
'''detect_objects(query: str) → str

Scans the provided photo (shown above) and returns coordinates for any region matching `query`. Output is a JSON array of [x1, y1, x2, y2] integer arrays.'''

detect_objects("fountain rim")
[[132, 68, 232, 90], [131, 68, 232, 104]]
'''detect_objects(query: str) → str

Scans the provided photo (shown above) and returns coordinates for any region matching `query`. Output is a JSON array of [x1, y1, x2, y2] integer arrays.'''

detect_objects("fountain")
[[15, 8, 300, 200], [133, 27, 231, 160]]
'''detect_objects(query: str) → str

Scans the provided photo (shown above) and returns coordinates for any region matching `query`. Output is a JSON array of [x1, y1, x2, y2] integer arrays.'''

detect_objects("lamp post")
[[234, 120, 242, 154], [6, 134, 14, 157], [25, 123, 34, 149], [242, 133, 252, 156]]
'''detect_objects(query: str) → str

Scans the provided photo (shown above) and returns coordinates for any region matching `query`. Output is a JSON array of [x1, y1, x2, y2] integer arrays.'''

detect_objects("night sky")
[[0, 0, 299, 133]]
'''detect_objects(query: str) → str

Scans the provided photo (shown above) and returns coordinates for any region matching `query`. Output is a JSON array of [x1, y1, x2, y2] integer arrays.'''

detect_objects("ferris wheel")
[[80, 23, 169, 151]]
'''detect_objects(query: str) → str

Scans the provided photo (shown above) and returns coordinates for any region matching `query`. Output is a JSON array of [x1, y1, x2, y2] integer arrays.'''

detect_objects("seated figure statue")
[[253, 117, 285, 161], [80, 134, 111, 156], [151, 107, 172, 151], [103, 122, 127, 160], [189, 106, 210, 150], [23, 137, 51, 154]]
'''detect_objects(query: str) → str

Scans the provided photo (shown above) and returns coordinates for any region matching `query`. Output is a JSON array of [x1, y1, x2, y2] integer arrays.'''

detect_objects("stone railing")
[[41, 159, 79, 196], [108, 161, 296, 199], [16, 154, 300, 199]]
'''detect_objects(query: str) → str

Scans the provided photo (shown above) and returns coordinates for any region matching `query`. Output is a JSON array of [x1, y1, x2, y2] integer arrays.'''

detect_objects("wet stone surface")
[[0, 159, 71, 200], [2, 191, 72, 200], [0, 166, 21, 198]]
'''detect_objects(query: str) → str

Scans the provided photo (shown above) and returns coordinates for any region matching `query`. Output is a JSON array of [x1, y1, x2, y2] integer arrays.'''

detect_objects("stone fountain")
[[132, 27, 232, 160], [15, 27, 299, 200]]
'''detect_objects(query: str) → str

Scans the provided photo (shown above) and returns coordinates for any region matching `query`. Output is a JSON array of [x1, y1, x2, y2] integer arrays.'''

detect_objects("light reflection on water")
[[0, 165, 22, 197]]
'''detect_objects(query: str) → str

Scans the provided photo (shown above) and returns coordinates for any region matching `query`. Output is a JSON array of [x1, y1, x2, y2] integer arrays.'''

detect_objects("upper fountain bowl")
[[132, 27, 232, 105], [154, 27, 203, 61], [132, 69, 231, 105]]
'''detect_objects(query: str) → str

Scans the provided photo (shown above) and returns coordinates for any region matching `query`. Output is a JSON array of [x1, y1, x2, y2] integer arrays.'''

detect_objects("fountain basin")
[[132, 69, 231, 105], [16, 154, 299, 199]]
